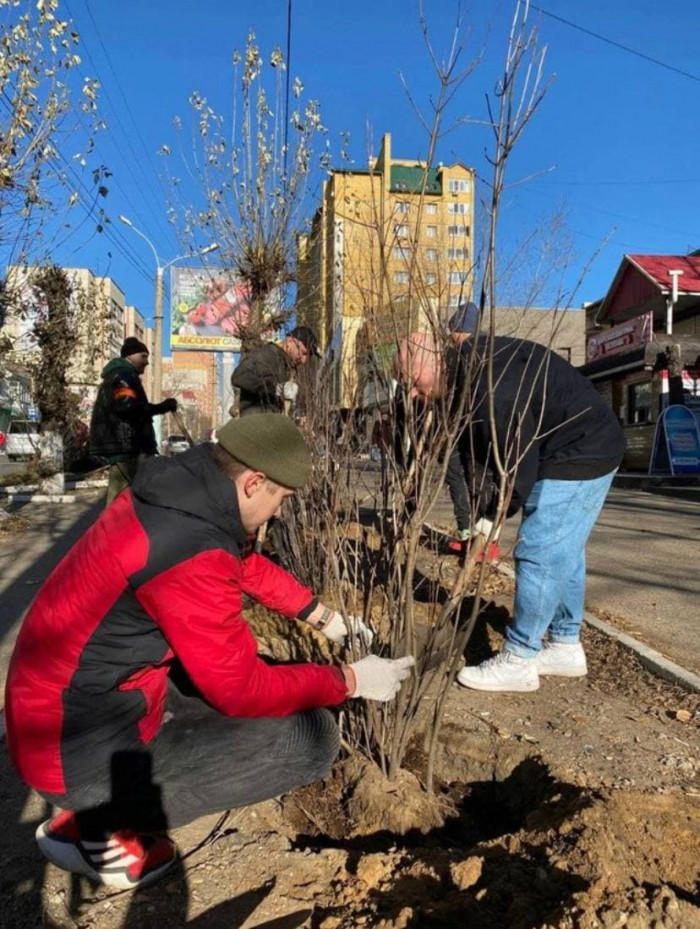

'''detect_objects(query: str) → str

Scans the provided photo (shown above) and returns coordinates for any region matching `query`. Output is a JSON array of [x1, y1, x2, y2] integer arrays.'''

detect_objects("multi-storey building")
[[297, 133, 475, 408], [124, 303, 154, 399], [161, 351, 218, 442], [3, 266, 151, 420]]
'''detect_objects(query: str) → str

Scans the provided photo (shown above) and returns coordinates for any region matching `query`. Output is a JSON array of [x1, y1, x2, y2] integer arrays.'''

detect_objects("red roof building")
[[582, 252, 700, 470]]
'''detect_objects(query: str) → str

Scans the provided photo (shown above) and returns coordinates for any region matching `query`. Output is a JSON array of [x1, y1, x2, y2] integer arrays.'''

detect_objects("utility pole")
[[119, 216, 218, 410], [153, 266, 164, 403]]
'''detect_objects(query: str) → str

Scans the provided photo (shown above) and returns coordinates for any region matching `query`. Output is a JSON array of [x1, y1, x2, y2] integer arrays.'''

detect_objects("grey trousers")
[[41, 682, 339, 835], [445, 445, 471, 534]]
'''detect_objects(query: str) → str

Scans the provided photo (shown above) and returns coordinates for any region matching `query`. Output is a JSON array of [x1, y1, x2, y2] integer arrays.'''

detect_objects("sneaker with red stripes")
[[476, 541, 502, 564], [36, 810, 177, 889], [441, 538, 502, 562]]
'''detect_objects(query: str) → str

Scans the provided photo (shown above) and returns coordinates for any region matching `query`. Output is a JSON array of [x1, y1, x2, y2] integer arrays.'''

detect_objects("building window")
[[426, 225, 437, 238], [447, 248, 468, 261], [425, 203, 438, 215], [394, 223, 409, 237], [393, 245, 412, 260], [425, 272, 437, 285], [425, 248, 438, 262], [448, 271, 468, 284], [448, 225, 470, 237], [395, 201, 409, 214], [627, 381, 652, 425], [393, 271, 409, 284], [447, 203, 467, 215], [448, 179, 470, 193]]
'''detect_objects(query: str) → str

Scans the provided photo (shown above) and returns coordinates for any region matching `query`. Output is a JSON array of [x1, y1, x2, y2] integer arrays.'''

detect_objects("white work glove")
[[345, 655, 415, 702], [318, 610, 375, 647], [473, 517, 494, 538], [276, 381, 299, 402]]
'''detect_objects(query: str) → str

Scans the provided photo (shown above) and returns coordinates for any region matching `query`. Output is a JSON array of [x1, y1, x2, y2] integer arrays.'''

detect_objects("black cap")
[[121, 337, 149, 358], [448, 302, 479, 334], [289, 326, 321, 358]]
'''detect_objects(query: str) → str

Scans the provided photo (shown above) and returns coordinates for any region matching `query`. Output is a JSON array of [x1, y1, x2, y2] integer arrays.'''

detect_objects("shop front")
[[580, 253, 700, 473]]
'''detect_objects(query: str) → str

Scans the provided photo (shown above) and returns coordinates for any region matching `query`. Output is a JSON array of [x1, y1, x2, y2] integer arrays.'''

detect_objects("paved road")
[[497, 486, 700, 674], [0, 494, 104, 696], [354, 465, 700, 676], [0, 457, 28, 479]]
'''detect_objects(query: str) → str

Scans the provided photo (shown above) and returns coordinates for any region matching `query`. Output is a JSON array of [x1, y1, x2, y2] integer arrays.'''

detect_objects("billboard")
[[170, 268, 251, 352]]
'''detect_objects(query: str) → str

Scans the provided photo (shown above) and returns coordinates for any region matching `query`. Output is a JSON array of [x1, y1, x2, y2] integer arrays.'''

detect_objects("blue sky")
[[43, 0, 700, 338]]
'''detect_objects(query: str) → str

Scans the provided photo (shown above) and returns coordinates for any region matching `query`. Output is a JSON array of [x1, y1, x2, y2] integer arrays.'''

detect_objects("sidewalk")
[[0, 492, 104, 696], [353, 466, 700, 678]]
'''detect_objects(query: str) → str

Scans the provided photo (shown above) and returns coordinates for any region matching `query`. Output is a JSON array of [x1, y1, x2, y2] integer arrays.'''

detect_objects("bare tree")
[[0, 0, 104, 268], [162, 31, 330, 350]]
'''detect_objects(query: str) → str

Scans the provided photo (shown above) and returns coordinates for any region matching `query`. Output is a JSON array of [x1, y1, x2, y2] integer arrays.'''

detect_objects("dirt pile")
[[304, 774, 700, 929]]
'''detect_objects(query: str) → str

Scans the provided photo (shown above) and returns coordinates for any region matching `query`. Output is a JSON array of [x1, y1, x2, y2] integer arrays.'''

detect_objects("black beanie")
[[121, 337, 149, 358]]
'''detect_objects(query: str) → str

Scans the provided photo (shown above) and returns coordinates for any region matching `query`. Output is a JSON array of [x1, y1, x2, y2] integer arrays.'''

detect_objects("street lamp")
[[118, 215, 218, 403]]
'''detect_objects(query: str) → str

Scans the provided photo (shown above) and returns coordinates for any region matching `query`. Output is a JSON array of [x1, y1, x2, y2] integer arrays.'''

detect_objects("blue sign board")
[[26, 405, 39, 421], [649, 405, 700, 475]]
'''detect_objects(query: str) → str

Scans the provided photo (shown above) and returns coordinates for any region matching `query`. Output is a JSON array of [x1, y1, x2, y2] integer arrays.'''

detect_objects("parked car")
[[161, 434, 190, 457], [6, 420, 40, 461]]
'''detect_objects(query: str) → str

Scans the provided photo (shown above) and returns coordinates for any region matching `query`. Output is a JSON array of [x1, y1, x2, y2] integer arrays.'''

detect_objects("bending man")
[[397, 328, 624, 693]]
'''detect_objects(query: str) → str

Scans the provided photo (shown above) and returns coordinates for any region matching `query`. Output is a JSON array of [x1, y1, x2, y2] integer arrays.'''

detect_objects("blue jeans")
[[505, 471, 615, 658]]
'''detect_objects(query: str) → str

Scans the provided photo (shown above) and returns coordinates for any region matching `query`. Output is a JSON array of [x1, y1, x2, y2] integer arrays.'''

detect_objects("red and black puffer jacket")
[[4, 444, 347, 796]]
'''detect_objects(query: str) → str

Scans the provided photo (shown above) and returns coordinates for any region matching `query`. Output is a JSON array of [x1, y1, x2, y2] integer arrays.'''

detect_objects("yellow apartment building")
[[297, 133, 475, 408]]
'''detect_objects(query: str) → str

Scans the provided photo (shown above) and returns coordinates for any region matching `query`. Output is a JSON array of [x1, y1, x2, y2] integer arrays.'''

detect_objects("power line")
[[0, 89, 152, 284], [531, 4, 700, 84], [54, 153, 155, 285], [538, 177, 700, 188], [62, 0, 177, 250], [83, 0, 180, 250], [515, 183, 700, 242]]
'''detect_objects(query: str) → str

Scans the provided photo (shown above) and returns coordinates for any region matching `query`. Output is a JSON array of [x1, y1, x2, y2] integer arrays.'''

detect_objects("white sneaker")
[[456, 651, 539, 692], [536, 642, 588, 677]]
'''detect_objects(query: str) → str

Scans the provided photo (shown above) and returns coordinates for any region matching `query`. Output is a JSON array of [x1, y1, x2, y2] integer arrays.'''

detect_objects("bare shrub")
[[281, 1, 555, 793]]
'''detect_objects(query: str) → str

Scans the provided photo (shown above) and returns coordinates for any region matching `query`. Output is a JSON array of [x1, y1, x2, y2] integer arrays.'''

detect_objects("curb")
[[0, 479, 107, 495], [4, 494, 80, 504], [497, 563, 700, 694]]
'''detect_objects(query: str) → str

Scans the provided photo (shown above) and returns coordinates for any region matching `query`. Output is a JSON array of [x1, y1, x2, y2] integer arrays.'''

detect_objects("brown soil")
[[1, 558, 698, 928]]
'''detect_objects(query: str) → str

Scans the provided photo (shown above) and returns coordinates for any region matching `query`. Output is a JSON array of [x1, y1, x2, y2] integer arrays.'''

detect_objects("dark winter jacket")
[[89, 357, 168, 460], [231, 342, 292, 415], [5, 443, 347, 796], [450, 336, 625, 517]]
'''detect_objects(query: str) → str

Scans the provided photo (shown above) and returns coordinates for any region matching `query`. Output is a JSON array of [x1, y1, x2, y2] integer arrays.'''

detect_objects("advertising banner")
[[649, 404, 700, 475], [586, 312, 653, 363], [171, 268, 251, 352]]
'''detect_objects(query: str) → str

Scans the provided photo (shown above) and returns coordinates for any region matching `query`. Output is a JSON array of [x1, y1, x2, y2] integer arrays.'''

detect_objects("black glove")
[[155, 397, 178, 414]]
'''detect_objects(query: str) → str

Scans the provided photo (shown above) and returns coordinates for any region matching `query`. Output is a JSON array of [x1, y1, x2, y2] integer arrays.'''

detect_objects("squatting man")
[[5, 414, 414, 889], [397, 327, 624, 694]]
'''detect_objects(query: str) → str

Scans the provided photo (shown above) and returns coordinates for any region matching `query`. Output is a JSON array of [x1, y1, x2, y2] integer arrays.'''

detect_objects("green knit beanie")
[[216, 415, 312, 489]]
